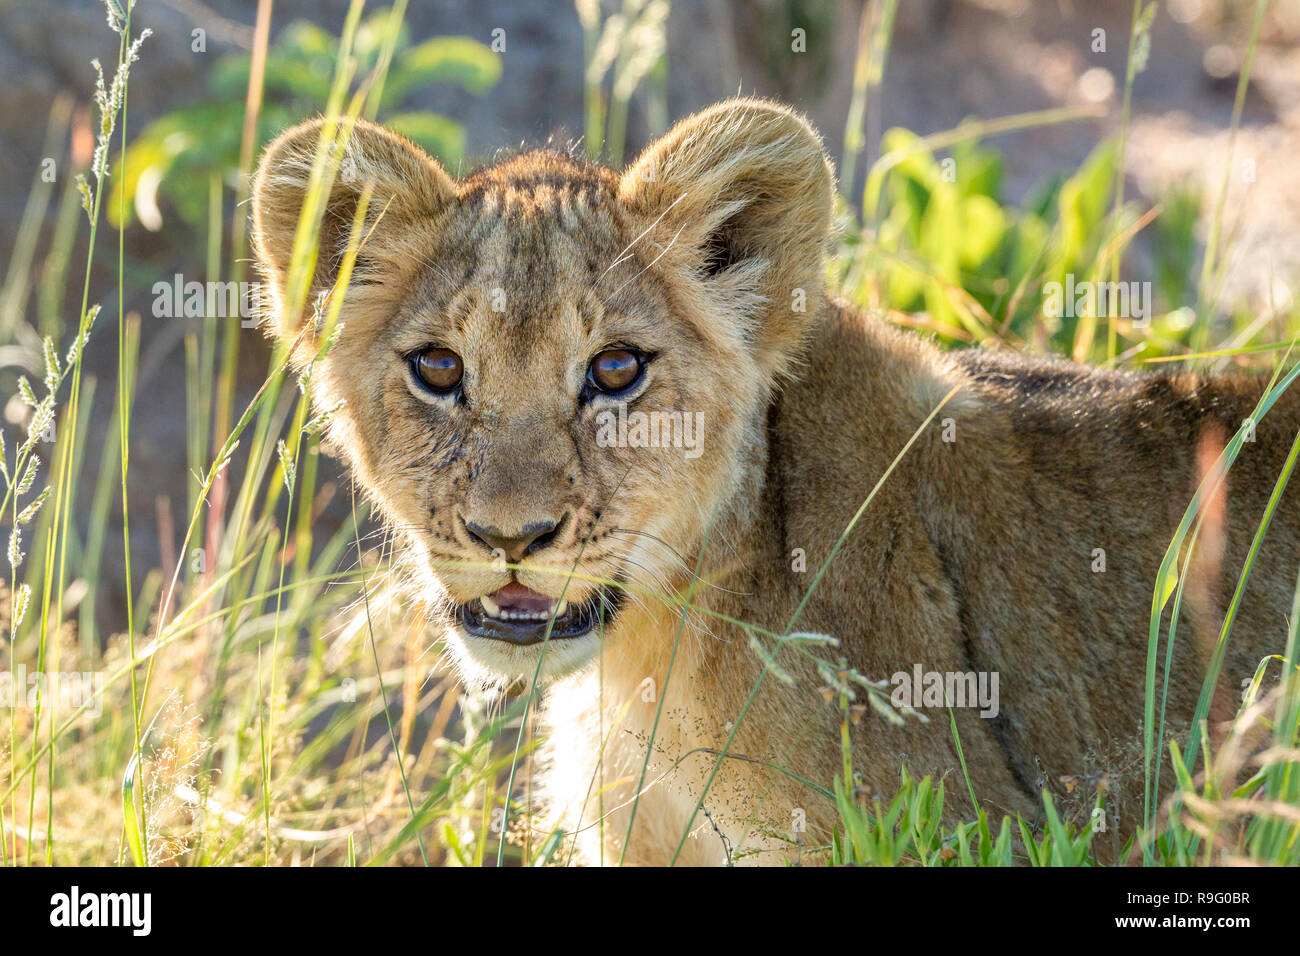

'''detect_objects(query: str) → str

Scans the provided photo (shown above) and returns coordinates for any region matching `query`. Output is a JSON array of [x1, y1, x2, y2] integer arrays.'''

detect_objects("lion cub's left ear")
[[620, 98, 835, 382]]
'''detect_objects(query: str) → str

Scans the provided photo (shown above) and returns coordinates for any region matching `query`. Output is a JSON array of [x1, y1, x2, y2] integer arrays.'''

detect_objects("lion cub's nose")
[[463, 516, 563, 562]]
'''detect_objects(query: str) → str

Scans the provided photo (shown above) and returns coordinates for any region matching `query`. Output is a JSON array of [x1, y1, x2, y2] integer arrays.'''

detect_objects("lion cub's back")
[[774, 300, 1300, 825]]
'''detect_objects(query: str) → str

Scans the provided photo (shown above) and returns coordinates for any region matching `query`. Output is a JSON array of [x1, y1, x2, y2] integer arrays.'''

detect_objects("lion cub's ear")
[[250, 116, 455, 346], [620, 98, 835, 382]]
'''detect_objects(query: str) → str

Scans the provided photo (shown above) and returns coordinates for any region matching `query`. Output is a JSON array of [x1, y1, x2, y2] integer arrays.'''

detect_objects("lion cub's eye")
[[410, 347, 464, 394], [587, 348, 645, 395]]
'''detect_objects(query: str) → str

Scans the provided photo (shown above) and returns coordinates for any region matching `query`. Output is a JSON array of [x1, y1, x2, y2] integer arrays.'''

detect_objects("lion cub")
[[252, 99, 1300, 865]]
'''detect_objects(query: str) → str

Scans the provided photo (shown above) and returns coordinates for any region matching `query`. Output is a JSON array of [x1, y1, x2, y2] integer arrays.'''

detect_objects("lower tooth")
[[482, 599, 568, 623]]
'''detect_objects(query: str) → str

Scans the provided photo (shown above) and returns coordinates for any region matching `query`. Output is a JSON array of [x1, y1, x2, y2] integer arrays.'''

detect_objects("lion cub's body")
[[252, 100, 1299, 866], [543, 300, 1300, 864]]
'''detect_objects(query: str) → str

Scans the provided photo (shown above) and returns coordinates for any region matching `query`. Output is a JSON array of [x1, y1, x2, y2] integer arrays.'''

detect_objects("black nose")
[[463, 517, 562, 562]]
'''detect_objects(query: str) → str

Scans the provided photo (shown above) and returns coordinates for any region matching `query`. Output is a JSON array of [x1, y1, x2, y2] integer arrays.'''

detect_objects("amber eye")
[[587, 348, 645, 395], [410, 347, 464, 394]]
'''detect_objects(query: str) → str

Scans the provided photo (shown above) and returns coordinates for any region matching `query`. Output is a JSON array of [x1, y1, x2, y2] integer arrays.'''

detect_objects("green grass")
[[0, 0, 1297, 867]]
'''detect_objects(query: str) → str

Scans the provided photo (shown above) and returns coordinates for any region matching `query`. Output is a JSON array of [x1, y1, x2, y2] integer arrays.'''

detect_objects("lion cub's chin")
[[442, 626, 604, 692]]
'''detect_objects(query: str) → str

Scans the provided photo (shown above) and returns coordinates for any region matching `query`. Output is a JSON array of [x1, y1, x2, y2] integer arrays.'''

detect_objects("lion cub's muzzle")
[[453, 512, 623, 645]]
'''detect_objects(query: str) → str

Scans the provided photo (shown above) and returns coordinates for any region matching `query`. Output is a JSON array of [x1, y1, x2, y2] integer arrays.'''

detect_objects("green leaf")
[[122, 702, 170, 868], [442, 823, 470, 866], [385, 36, 502, 104], [385, 113, 467, 167], [1154, 561, 1180, 612], [959, 194, 1006, 269], [1019, 816, 1043, 866], [529, 828, 565, 866]]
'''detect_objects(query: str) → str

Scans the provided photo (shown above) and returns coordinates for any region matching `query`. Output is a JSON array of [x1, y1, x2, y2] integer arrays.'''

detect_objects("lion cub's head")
[[251, 99, 833, 686]]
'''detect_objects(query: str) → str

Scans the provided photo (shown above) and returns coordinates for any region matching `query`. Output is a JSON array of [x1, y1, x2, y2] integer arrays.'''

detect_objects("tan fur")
[[252, 100, 1300, 865]]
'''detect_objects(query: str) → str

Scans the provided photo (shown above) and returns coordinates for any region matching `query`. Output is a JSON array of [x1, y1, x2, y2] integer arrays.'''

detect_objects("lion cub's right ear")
[[619, 99, 834, 386], [250, 117, 455, 345]]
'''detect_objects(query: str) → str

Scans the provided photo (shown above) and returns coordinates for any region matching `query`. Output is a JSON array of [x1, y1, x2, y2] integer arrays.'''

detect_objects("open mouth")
[[457, 580, 623, 646]]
